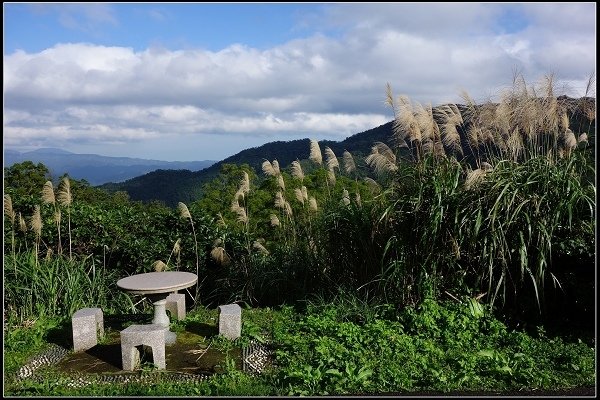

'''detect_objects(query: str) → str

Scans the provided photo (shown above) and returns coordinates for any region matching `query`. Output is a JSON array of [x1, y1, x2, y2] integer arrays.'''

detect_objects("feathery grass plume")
[[291, 160, 304, 181], [216, 212, 227, 227], [4, 193, 15, 225], [277, 174, 286, 191], [272, 160, 281, 176], [4, 193, 17, 264], [231, 201, 248, 224], [301, 185, 308, 201], [41, 181, 56, 205], [239, 171, 250, 194], [253, 240, 270, 255], [262, 160, 277, 177], [327, 169, 337, 185], [577, 133, 588, 146], [30, 205, 43, 266], [309, 197, 318, 212], [18, 212, 27, 233], [274, 191, 285, 209], [464, 168, 487, 190], [57, 177, 72, 207], [342, 150, 356, 174], [480, 161, 493, 171], [178, 202, 192, 220], [294, 188, 305, 205], [270, 214, 280, 227], [30, 205, 43, 239], [57, 176, 73, 259], [210, 246, 231, 267], [364, 177, 381, 193], [309, 139, 323, 165], [342, 189, 350, 206], [561, 128, 577, 156], [355, 192, 362, 206], [284, 201, 293, 217], [415, 102, 439, 144], [324, 147, 339, 171], [168, 238, 182, 270], [365, 142, 398, 176], [559, 111, 570, 132], [438, 104, 464, 156], [506, 128, 523, 162], [397, 95, 422, 143], [153, 260, 167, 272]]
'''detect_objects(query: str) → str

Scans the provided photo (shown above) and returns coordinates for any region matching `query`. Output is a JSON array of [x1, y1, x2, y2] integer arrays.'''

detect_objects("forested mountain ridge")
[[99, 121, 396, 207]]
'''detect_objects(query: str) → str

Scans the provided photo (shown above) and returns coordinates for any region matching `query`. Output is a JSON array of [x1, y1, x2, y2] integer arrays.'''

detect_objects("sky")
[[3, 3, 596, 162]]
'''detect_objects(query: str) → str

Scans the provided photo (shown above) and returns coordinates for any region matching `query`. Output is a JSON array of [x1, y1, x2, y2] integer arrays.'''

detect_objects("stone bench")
[[165, 293, 186, 320], [120, 324, 166, 371], [218, 304, 241, 340], [72, 308, 104, 352]]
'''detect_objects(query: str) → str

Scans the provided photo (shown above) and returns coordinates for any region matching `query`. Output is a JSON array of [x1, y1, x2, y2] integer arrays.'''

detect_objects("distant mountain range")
[[3, 148, 216, 185]]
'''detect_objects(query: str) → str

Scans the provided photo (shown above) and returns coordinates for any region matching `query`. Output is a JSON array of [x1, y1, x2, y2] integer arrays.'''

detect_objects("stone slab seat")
[[218, 304, 241, 340], [72, 308, 104, 352], [120, 324, 166, 371], [165, 293, 186, 320]]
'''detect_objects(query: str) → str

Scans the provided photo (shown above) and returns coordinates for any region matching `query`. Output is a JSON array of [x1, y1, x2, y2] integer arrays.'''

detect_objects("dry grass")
[[41, 181, 56, 205], [57, 177, 72, 207], [4, 194, 15, 225]]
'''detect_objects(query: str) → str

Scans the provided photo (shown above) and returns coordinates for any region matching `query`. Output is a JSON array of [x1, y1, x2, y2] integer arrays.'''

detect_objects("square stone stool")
[[166, 293, 186, 320], [72, 308, 104, 352], [218, 304, 241, 340], [120, 324, 166, 371]]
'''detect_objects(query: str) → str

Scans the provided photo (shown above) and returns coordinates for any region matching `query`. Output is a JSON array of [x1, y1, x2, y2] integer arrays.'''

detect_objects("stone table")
[[117, 271, 197, 344]]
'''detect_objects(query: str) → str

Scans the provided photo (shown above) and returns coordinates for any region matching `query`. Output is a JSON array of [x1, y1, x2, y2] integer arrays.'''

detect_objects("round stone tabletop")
[[117, 271, 198, 295]]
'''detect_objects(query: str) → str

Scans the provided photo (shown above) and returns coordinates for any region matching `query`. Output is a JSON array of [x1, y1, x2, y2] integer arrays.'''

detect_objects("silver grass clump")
[[277, 174, 286, 191], [309, 139, 323, 165], [272, 160, 281, 176], [270, 214, 280, 227], [42, 181, 56, 205], [30, 205, 42, 238], [294, 188, 305, 205], [253, 240, 270, 255], [18, 212, 27, 233], [364, 177, 381, 193], [291, 160, 304, 181], [365, 142, 398, 176], [343, 151, 356, 174], [57, 177, 72, 207], [153, 260, 167, 272], [211, 247, 231, 267], [342, 189, 350, 206], [465, 168, 487, 190], [327, 169, 336, 185], [274, 191, 285, 209], [283, 201, 293, 217], [262, 160, 277, 177], [178, 202, 192, 220], [239, 171, 250, 195], [324, 147, 339, 171], [4, 194, 15, 225], [309, 197, 318, 212]]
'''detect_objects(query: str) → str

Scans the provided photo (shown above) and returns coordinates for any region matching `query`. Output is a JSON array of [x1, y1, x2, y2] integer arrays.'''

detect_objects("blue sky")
[[3, 3, 596, 162]]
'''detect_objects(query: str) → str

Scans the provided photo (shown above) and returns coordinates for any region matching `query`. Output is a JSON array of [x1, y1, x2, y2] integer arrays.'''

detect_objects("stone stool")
[[120, 324, 166, 371], [72, 308, 104, 352], [165, 293, 186, 320], [218, 304, 241, 340]]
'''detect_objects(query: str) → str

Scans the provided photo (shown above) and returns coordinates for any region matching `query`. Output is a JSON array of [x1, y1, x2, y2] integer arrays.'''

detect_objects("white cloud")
[[4, 3, 595, 160]]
